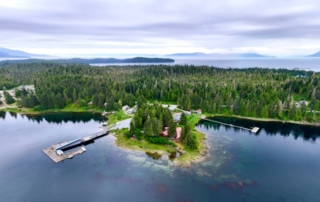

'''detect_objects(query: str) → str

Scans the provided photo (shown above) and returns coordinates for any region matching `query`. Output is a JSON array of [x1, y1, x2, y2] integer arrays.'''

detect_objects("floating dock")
[[251, 127, 260, 133], [43, 129, 109, 163], [42, 141, 84, 163], [201, 118, 260, 133]]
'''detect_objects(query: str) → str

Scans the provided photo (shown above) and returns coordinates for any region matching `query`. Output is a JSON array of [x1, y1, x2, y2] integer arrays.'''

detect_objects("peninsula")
[[0, 57, 175, 65]]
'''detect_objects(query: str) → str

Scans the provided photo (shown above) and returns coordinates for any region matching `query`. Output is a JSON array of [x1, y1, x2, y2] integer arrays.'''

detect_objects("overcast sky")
[[0, 0, 320, 57]]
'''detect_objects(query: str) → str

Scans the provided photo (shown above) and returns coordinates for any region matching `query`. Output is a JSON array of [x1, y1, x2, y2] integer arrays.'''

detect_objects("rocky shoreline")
[[175, 134, 210, 169]]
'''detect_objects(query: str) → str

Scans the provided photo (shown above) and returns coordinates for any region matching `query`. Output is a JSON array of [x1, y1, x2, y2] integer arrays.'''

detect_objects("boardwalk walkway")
[[201, 117, 259, 133]]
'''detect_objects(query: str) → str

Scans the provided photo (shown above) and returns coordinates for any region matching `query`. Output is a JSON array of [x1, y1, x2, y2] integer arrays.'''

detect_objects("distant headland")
[[0, 57, 175, 64]]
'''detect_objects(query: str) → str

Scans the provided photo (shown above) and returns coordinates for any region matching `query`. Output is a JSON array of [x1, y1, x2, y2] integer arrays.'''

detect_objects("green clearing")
[[114, 128, 176, 154], [107, 110, 131, 125]]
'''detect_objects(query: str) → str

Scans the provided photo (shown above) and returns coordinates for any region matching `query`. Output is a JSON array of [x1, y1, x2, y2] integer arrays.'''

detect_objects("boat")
[[56, 150, 64, 156], [102, 122, 108, 126], [68, 154, 74, 159], [81, 146, 86, 152]]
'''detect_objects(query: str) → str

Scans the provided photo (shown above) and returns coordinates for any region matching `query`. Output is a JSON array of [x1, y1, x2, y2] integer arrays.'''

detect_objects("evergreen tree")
[[143, 118, 153, 136], [180, 127, 186, 141], [168, 119, 176, 138], [4, 91, 15, 104], [185, 123, 192, 136], [180, 112, 187, 125], [130, 121, 135, 133], [185, 132, 197, 150], [1, 62, 319, 122]]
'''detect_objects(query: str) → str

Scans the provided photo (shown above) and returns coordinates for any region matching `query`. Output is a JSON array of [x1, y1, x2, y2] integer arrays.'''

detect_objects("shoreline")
[[0, 107, 103, 115], [175, 131, 210, 168], [112, 127, 209, 168], [207, 114, 320, 127], [2, 107, 320, 167], [2, 107, 320, 127]]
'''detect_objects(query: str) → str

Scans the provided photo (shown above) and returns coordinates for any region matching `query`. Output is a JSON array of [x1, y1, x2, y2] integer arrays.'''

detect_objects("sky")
[[0, 0, 320, 57]]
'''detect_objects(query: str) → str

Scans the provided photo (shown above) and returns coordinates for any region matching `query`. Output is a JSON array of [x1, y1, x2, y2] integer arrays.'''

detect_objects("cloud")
[[0, 0, 320, 56]]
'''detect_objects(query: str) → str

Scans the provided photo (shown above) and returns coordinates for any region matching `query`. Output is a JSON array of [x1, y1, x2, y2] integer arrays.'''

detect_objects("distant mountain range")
[[1, 46, 320, 59], [308, 51, 320, 57], [166, 52, 275, 58], [0, 47, 48, 58], [0, 57, 175, 64]]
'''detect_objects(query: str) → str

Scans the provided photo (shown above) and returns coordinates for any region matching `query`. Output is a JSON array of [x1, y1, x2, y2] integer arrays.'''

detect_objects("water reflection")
[[199, 117, 320, 141], [0, 111, 5, 119], [1, 112, 320, 201], [0, 112, 105, 124]]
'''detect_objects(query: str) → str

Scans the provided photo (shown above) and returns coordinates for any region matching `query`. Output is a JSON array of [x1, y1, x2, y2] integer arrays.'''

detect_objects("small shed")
[[295, 100, 309, 108], [192, 109, 202, 114], [17, 85, 25, 91], [122, 105, 130, 111]]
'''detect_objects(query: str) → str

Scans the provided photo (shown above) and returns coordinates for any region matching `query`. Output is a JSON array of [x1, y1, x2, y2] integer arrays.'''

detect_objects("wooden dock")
[[81, 130, 108, 142], [251, 127, 260, 133], [201, 118, 260, 133], [42, 141, 84, 163], [43, 129, 109, 163]]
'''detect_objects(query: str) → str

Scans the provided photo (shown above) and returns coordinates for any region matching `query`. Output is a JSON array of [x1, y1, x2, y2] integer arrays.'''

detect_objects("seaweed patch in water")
[[146, 151, 162, 160], [169, 151, 177, 160], [155, 183, 169, 193], [209, 180, 258, 191]]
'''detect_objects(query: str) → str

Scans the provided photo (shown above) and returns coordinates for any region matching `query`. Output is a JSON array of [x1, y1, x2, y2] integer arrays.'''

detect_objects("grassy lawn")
[[0, 104, 104, 114], [114, 128, 176, 154], [175, 129, 206, 165], [187, 114, 201, 128], [113, 125, 206, 166], [148, 100, 177, 105], [293, 94, 308, 101], [107, 110, 131, 125]]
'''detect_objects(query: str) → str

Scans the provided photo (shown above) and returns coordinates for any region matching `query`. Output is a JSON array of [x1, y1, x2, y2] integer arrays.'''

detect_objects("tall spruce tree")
[[180, 113, 187, 125], [168, 119, 176, 138]]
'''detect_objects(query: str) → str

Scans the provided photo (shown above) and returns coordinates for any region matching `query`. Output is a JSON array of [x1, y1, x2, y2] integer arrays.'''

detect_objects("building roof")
[[173, 113, 182, 121], [176, 127, 182, 139], [161, 127, 169, 137], [162, 104, 177, 111]]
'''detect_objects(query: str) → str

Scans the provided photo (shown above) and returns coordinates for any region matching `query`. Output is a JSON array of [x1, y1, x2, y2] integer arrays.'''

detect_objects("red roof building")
[[161, 127, 169, 137], [176, 127, 182, 139]]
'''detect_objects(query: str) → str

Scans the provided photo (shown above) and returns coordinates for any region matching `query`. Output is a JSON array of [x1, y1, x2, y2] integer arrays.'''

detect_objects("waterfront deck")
[[251, 127, 260, 133], [42, 141, 84, 163], [43, 128, 111, 163]]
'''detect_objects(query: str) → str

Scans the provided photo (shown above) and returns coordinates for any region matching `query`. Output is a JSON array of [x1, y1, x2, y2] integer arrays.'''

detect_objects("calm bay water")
[[1, 57, 320, 71], [91, 58, 320, 72], [174, 58, 320, 71], [1, 112, 320, 201]]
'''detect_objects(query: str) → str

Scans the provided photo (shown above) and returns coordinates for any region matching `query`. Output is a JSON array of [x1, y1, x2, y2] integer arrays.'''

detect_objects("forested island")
[[1, 62, 320, 164], [0, 57, 175, 65]]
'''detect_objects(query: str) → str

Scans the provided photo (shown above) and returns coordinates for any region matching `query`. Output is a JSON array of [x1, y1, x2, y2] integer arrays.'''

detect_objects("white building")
[[295, 100, 309, 108]]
